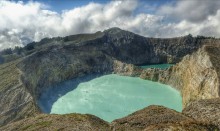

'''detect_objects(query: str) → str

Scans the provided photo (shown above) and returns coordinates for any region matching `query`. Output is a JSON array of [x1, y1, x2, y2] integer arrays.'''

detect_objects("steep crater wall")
[[140, 45, 220, 107]]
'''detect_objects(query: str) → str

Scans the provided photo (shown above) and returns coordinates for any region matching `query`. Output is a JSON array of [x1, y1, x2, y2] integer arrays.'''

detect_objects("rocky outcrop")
[[113, 60, 142, 76], [111, 105, 218, 131], [183, 98, 220, 129], [140, 45, 220, 108], [0, 113, 111, 131], [1, 105, 218, 131], [140, 68, 164, 82]]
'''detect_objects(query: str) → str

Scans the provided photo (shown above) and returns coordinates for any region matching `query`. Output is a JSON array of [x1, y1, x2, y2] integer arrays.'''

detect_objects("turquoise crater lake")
[[141, 64, 173, 69], [38, 74, 182, 122]]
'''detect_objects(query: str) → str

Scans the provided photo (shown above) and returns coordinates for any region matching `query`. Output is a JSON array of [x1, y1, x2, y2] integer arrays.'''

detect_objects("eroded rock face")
[[0, 60, 38, 126], [165, 45, 219, 107], [140, 45, 220, 108]]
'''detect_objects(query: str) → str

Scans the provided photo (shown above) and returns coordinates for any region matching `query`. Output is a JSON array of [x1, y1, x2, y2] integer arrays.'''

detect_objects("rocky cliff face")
[[141, 45, 220, 108], [0, 28, 220, 128], [0, 60, 38, 126], [92, 28, 219, 65], [18, 44, 114, 101], [175, 45, 219, 107]]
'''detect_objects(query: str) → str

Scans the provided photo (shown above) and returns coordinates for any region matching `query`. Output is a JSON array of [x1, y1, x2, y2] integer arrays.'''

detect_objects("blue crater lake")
[[38, 74, 182, 122], [141, 64, 173, 69]]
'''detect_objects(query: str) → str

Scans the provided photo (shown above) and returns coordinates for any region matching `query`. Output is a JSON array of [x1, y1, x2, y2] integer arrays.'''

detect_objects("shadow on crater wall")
[[38, 73, 103, 113]]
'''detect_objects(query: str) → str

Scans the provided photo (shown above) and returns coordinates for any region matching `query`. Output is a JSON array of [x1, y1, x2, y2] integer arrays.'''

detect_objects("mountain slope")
[[0, 27, 220, 127]]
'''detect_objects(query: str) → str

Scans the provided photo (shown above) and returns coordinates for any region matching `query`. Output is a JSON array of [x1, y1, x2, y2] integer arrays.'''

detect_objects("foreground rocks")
[[0, 113, 111, 131], [183, 98, 220, 129], [111, 105, 218, 131], [0, 105, 218, 131]]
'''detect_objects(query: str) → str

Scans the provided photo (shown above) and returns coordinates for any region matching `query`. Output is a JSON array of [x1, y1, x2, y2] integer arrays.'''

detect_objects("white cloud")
[[158, 0, 220, 23], [0, 0, 220, 50], [0, 0, 140, 50], [156, 0, 220, 38]]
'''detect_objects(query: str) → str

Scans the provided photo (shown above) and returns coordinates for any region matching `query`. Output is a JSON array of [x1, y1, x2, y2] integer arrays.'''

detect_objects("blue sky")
[[19, 0, 174, 13], [0, 0, 220, 49], [33, 0, 110, 12]]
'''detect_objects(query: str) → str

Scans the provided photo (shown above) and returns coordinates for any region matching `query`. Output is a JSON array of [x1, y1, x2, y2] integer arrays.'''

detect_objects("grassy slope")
[[0, 59, 21, 92]]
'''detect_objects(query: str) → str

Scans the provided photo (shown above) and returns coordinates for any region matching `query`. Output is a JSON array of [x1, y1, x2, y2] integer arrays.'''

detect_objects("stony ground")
[[0, 113, 111, 131], [183, 98, 220, 129], [1, 105, 218, 131]]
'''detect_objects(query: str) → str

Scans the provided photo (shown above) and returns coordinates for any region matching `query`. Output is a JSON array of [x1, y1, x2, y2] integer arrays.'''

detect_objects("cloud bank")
[[158, 0, 220, 23], [0, 0, 220, 50]]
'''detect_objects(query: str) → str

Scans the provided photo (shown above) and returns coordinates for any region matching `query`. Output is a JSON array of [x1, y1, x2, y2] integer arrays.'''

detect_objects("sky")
[[1, 0, 220, 50]]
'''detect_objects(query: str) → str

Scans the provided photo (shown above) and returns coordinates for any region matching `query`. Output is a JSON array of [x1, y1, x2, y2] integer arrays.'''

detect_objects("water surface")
[[141, 64, 173, 69], [39, 74, 182, 122]]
